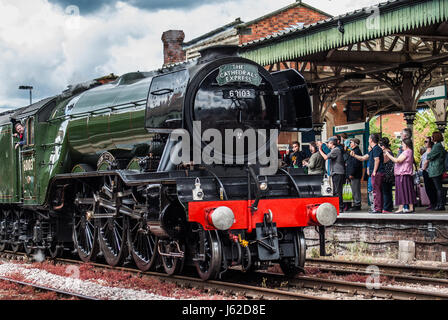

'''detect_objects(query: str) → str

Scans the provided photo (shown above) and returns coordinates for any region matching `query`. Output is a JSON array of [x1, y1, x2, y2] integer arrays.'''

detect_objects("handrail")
[[199, 167, 229, 200], [47, 98, 147, 123], [278, 168, 302, 197]]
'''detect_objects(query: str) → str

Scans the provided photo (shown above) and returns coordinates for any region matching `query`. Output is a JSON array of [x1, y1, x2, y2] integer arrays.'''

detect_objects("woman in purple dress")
[[385, 138, 417, 213]]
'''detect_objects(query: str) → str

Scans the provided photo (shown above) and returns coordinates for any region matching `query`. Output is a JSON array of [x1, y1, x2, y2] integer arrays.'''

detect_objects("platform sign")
[[334, 122, 366, 134], [333, 122, 369, 155], [418, 85, 446, 103]]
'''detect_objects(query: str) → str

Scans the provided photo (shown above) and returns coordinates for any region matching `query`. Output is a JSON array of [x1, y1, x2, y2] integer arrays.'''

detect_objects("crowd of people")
[[283, 129, 447, 214]]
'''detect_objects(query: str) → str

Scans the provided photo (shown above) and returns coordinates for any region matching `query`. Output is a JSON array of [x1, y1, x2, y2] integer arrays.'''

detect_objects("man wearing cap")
[[318, 137, 345, 212], [346, 138, 363, 211]]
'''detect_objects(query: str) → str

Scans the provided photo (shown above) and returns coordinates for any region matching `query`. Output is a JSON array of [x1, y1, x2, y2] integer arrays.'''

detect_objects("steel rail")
[[3, 250, 447, 300], [53, 257, 448, 300], [307, 257, 448, 277], [306, 262, 448, 288], [56, 258, 329, 300], [226, 269, 448, 300], [306, 257, 448, 279], [291, 275, 448, 300], [0, 252, 328, 300], [0, 275, 100, 300]]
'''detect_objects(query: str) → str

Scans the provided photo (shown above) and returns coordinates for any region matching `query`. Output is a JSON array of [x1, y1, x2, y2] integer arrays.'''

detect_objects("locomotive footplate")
[[255, 212, 279, 261]]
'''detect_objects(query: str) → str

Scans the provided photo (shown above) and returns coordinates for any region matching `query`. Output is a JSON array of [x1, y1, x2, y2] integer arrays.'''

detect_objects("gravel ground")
[[0, 278, 72, 300], [0, 262, 175, 300], [0, 259, 247, 300], [4, 256, 445, 300]]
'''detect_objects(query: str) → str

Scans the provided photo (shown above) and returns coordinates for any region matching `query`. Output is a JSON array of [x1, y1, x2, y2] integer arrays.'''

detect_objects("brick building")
[[160, 1, 370, 149], [236, 1, 331, 45]]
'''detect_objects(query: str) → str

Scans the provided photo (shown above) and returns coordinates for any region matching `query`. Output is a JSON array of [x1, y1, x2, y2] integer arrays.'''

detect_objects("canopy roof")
[[240, 0, 448, 65]]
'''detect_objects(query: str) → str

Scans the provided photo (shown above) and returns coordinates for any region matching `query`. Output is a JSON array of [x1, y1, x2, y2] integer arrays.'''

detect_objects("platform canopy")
[[239, 0, 448, 132]]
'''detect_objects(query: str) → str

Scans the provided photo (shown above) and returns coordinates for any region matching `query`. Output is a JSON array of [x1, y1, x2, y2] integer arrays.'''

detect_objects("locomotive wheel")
[[23, 240, 35, 257], [98, 216, 128, 267], [73, 187, 99, 262], [10, 209, 22, 253], [160, 240, 185, 276], [0, 208, 8, 252], [22, 213, 36, 257], [194, 230, 222, 281], [279, 229, 306, 278], [127, 218, 158, 271], [48, 242, 64, 259]]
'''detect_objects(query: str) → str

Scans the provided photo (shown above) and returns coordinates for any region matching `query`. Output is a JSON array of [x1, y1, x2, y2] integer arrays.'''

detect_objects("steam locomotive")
[[0, 46, 338, 280]]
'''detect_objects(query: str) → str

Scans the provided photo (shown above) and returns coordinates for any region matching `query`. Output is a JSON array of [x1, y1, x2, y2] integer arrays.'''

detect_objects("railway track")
[[224, 269, 448, 300], [306, 257, 448, 287], [1, 251, 447, 300], [0, 275, 100, 300], [0, 251, 328, 300], [56, 258, 331, 300]]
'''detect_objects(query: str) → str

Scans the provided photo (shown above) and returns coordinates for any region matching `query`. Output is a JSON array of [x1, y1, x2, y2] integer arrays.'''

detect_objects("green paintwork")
[[71, 164, 93, 173], [241, 0, 448, 65], [126, 157, 142, 172], [0, 60, 196, 206], [21, 149, 36, 204], [32, 118, 72, 206], [0, 71, 162, 206], [0, 124, 19, 203]]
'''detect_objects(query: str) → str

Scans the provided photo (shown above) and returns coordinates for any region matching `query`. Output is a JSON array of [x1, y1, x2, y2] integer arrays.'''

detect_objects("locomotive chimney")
[[161, 30, 186, 67]]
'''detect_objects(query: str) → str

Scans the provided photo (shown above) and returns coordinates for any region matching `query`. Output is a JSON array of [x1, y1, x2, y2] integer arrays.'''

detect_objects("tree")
[[369, 116, 399, 155]]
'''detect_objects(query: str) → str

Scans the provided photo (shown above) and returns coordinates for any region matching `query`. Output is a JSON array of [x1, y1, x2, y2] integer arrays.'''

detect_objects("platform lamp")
[[19, 85, 33, 105]]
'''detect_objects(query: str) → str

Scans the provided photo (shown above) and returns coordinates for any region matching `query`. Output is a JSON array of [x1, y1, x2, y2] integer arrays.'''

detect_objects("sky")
[[0, 0, 381, 110]]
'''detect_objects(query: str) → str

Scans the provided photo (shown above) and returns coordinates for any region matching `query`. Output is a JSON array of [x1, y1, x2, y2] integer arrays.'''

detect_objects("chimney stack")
[[161, 30, 186, 66]]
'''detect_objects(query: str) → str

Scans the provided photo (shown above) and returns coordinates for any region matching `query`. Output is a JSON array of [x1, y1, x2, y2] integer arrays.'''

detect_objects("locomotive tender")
[[0, 46, 338, 280]]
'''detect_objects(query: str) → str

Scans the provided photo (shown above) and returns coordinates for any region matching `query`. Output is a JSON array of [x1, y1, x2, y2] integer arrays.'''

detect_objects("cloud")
[[47, 0, 232, 14], [0, 0, 381, 109]]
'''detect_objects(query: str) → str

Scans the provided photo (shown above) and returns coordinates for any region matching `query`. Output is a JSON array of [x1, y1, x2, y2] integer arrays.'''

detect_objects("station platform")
[[304, 207, 448, 263], [337, 209, 448, 221]]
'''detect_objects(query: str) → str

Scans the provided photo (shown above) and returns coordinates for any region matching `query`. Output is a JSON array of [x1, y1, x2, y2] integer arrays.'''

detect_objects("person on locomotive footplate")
[[13, 122, 26, 149]]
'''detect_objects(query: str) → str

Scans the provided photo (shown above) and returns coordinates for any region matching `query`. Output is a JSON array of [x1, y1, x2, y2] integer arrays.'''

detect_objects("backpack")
[[384, 151, 395, 184]]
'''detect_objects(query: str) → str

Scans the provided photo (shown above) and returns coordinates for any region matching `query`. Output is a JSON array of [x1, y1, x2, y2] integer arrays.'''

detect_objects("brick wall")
[[373, 113, 405, 138], [161, 30, 186, 66], [304, 220, 448, 262], [240, 5, 329, 44]]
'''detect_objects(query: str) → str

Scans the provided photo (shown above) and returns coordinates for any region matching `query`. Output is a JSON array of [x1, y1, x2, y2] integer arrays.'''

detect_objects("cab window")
[[26, 117, 34, 146]]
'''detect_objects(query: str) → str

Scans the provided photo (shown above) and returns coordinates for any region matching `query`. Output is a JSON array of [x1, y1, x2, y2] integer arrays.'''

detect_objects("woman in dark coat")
[[425, 132, 446, 211], [380, 137, 394, 213], [346, 138, 363, 211]]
